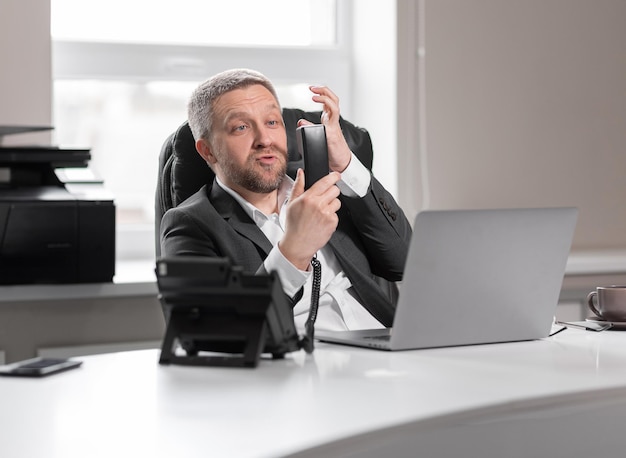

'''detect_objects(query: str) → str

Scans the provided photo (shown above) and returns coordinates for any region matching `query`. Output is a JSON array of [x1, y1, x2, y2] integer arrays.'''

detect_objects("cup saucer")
[[586, 316, 626, 330]]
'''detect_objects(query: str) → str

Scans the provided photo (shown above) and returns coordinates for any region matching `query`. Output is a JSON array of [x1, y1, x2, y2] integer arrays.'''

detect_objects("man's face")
[[201, 84, 288, 195]]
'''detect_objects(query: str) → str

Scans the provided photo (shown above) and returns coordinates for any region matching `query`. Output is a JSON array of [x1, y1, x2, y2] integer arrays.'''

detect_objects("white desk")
[[1, 329, 626, 458]]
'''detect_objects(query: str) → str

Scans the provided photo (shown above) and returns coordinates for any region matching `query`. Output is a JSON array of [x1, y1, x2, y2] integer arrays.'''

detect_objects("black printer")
[[0, 139, 115, 285]]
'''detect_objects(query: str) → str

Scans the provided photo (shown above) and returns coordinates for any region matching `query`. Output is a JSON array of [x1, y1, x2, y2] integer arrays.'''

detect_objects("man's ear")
[[196, 138, 217, 166]]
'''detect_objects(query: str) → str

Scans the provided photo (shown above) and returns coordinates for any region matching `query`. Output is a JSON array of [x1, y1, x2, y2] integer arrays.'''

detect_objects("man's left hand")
[[297, 85, 352, 173]]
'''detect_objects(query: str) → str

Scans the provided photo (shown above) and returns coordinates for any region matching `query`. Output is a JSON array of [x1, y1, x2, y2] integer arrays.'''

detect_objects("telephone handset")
[[295, 124, 328, 353], [296, 124, 329, 189]]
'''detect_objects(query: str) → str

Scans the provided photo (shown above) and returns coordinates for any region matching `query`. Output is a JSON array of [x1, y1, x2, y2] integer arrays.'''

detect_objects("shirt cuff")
[[336, 152, 371, 198], [260, 246, 310, 298]]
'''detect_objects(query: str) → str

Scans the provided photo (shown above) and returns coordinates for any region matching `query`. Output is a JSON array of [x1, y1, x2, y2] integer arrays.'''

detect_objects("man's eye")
[[233, 124, 247, 132], [268, 120, 280, 127]]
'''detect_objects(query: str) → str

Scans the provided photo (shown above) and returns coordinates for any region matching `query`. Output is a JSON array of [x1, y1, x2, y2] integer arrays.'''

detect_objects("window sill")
[[0, 260, 157, 303], [565, 250, 626, 276], [1, 251, 624, 304]]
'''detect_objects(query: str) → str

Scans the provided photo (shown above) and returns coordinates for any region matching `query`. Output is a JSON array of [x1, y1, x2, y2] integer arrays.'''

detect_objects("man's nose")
[[254, 125, 273, 148]]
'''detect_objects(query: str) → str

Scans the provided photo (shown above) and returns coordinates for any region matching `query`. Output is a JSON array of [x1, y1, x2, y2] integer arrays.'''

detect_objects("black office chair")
[[154, 108, 374, 257]]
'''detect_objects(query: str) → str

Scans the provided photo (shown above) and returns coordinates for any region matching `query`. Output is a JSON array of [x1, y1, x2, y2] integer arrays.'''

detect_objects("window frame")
[[52, 1, 353, 108]]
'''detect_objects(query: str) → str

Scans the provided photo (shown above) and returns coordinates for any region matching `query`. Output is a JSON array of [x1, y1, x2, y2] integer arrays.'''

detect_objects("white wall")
[[352, 0, 398, 196], [398, 0, 626, 250], [0, 0, 52, 145]]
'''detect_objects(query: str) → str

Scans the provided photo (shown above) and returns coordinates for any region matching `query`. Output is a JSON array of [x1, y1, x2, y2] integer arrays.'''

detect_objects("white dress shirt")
[[216, 153, 384, 332]]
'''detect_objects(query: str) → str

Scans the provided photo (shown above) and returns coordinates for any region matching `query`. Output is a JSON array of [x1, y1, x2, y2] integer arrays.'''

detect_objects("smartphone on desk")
[[296, 124, 329, 190], [0, 357, 82, 377]]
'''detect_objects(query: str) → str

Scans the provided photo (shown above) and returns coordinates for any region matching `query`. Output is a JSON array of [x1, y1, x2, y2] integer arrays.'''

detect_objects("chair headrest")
[[169, 121, 209, 207]]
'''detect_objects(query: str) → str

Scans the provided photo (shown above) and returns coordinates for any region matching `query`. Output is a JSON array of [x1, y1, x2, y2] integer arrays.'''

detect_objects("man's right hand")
[[279, 169, 341, 271]]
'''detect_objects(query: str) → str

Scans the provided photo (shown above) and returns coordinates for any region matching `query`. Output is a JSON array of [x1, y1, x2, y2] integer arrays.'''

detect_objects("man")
[[160, 68, 412, 331]]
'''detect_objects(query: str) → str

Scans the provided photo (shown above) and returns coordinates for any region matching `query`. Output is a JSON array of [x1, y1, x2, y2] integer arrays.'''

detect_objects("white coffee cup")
[[587, 286, 626, 322]]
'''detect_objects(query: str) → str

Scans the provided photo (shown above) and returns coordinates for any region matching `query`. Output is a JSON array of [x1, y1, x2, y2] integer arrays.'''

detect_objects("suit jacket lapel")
[[209, 182, 273, 255]]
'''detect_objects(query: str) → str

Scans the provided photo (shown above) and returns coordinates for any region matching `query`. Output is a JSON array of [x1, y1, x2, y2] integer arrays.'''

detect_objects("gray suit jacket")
[[160, 176, 412, 326]]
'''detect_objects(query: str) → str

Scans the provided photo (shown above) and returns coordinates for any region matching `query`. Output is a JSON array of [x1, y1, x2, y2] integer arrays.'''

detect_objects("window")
[[51, 0, 337, 47], [51, 0, 349, 261]]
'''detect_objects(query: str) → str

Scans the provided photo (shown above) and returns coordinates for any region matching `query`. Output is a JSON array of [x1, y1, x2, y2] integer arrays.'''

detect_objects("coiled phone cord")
[[301, 255, 321, 353]]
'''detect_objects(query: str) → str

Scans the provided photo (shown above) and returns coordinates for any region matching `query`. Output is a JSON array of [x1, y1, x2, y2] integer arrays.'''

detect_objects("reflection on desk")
[[1, 329, 626, 458]]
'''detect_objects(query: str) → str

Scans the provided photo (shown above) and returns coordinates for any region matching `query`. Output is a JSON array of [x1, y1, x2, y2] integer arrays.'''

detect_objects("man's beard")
[[221, 150, 287, 194]]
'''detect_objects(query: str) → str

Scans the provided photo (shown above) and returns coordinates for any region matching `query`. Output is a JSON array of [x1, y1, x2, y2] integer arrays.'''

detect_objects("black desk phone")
[[296, 124, 329, 189], [156, 257, 302, 368]]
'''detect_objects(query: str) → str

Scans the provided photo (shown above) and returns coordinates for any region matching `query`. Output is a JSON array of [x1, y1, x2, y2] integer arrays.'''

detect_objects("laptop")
[[316, 207, 578, 351]]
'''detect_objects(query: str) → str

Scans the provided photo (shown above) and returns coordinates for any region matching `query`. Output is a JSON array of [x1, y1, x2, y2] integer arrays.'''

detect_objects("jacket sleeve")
[[340, 175, 413, 281], [160, 207, 220, 258]]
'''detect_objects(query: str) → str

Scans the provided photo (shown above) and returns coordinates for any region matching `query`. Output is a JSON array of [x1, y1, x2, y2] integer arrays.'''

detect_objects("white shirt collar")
[[215, 175, 294, 223]]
